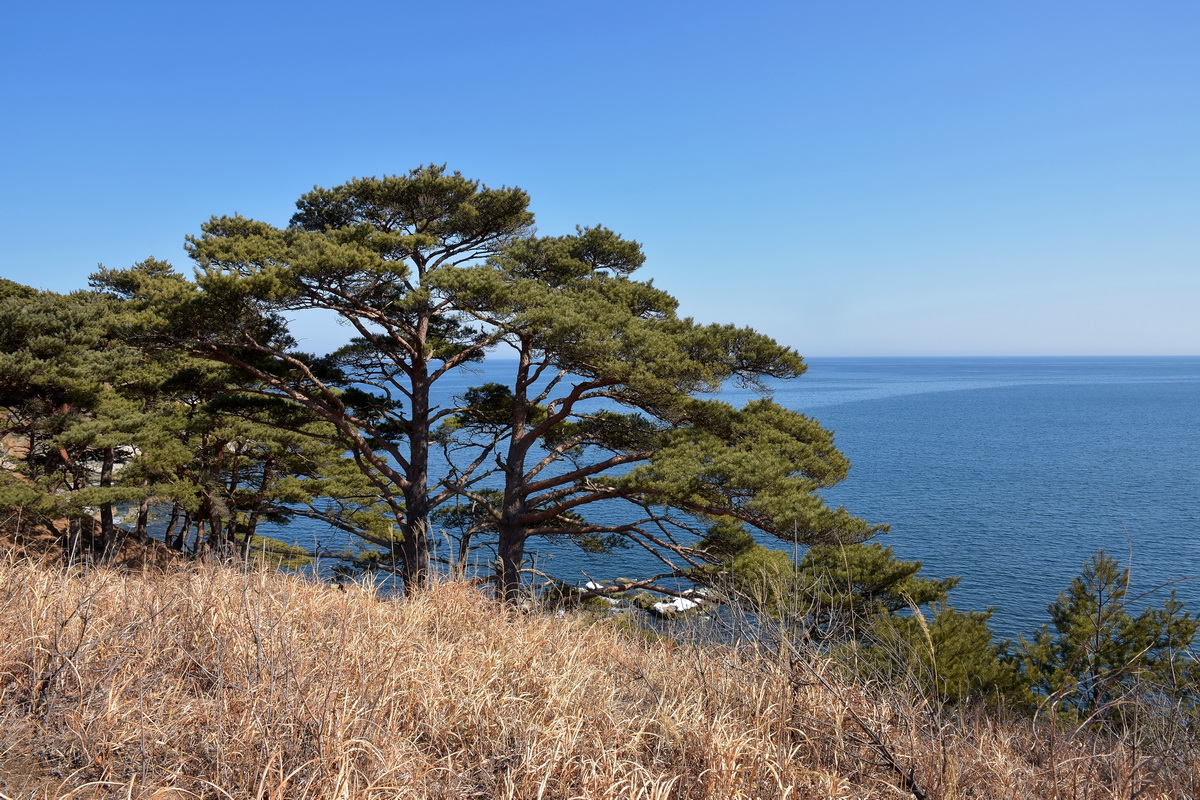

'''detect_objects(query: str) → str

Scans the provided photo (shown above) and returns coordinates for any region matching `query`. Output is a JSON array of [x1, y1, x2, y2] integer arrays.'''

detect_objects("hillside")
[[0, 558, 1194, 799]]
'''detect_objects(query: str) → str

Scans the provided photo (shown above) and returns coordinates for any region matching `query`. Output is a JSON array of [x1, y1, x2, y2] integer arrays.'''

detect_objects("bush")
[[860, 604, 1028, 707], [1016, 550, 1200, 725]]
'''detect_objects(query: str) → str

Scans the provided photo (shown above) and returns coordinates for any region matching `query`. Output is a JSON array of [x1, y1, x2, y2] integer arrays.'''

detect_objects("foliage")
[[102, 165, 540, 590], [1, 267, 391, 563], [861, 605, 1028, 707], [696, 523, 1027, 705], [795, 540, 959, 622], [698, 524, 952, 639], [1016, 550, 1200, 723], [90, 166, 880, 598], [433, 224, 883, 599], [0, 286, 138, 550]]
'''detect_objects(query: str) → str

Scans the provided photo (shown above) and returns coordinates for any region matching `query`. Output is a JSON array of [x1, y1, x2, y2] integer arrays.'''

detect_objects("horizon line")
[[478, 353, 1200, 361]]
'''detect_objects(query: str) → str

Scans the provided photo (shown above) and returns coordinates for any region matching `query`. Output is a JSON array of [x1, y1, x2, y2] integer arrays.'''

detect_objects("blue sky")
[[1, 1, 1196, 356]]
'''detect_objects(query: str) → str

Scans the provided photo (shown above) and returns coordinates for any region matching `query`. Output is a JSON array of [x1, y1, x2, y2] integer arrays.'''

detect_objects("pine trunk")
[[98, 447, 115, 554]]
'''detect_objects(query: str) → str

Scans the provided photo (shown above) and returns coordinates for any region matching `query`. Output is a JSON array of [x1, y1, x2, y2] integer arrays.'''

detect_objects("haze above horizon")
[[1, 2, 1196, 357]]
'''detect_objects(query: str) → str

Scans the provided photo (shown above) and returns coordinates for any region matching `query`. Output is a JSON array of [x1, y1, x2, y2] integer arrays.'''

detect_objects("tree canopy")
[[1017, 551, 1200, 721], [2, 264, 389, 563], [85, 165, 880, 598], [430, 224, 881, 598]]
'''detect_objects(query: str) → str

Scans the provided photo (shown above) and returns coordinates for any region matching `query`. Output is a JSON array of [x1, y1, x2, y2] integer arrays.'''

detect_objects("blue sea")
[[751, 356, 1200, 638], [273, 356, 1200, 639]]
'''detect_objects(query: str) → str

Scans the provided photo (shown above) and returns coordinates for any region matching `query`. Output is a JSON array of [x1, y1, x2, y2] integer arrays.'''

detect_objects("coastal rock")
[[650, 596, 699, 617]]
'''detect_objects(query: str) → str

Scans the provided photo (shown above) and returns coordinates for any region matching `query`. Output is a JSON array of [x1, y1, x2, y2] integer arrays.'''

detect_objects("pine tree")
[[1, 269, 391, 565], [0, 286, 136, 554], [431, 226, 882, 599], [697, 530, 953, 640], [108, 167, 534, 591], [863, 605, 1027, 707], [1017, 550, 1200, 722], [105, 168, 882, 597], [91, 262, 394, 562]]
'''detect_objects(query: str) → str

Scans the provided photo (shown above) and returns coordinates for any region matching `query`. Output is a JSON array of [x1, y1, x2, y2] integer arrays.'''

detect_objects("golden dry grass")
[[0, 559, 1194, 799]]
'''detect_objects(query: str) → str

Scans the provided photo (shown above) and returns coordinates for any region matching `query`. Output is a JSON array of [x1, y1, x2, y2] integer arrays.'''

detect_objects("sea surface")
[[270, 356, 1200, 639], [750, 356, 1200, 638]]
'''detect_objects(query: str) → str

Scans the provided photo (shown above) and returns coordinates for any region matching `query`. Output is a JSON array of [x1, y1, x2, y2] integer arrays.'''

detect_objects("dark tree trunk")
[[400, 500, 431, 593], [454, 527, 473, 580], [98, 447, 115, 554], [496, 344, 534, 603], [239, 510, 260, 562], [209, 507, 226, 557], [168, 507, 188, 551], [496, 524, 527, 604], [401, 364, 433, 593], [67, 517, 83, 563], [239, 458, 273, 562], [191, 515, 206, 555], [134, 492, 151, 541]]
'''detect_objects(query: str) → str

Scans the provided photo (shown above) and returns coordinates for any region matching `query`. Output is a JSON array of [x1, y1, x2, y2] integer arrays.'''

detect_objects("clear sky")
[[1, 1, 1196, 356]]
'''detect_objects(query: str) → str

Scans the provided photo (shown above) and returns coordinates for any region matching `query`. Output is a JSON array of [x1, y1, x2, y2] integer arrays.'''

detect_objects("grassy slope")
[[0, 559, 1194, 799]]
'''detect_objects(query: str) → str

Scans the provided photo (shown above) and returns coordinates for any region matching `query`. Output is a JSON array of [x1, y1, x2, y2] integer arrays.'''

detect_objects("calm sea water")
[[743, 356, 1200, 637], [273, 357, 1200, 639]]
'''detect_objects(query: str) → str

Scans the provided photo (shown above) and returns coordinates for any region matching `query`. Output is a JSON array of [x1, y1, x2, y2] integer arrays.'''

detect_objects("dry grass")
[[0, 559, 1195, 799]]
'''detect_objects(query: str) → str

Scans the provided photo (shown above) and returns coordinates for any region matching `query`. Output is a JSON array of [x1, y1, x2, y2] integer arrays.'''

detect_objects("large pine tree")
[[99, 166, 882, 597]]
